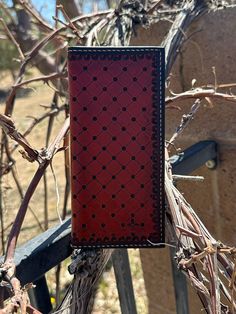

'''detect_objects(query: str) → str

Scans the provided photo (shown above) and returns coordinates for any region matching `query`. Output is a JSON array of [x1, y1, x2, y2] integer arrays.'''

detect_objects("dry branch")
[[166, 88, 236, 105], [0, 18, 24, 61], [0, 115, 39, 163]]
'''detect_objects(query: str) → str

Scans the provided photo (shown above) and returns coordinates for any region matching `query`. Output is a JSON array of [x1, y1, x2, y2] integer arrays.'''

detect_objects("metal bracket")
[[171, 140, 218, 174]]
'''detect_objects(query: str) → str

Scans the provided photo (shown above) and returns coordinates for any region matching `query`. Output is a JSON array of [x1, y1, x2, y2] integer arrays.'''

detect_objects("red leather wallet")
[[68, 47, 165, 248]]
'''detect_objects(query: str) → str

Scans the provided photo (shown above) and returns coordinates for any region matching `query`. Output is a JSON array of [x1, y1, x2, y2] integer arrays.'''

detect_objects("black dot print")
[[70, 50, 164, 248]]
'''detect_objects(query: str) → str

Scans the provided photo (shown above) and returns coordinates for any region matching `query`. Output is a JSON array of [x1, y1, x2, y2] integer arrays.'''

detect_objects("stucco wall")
[[130, 6, 236, 314]]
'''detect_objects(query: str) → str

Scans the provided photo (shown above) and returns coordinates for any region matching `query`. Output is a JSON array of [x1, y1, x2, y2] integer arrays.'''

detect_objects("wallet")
[[68, 46, 165, 248]]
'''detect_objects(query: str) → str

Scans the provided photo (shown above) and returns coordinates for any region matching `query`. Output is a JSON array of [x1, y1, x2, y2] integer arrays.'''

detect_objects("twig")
[[172, 175, 204, 182], [5, 27, 64, 116], [4, 117, 69, 264], [147, 0, 165, 14], [4, 138, 44, 232], [0, 18, 25, 61], [56, 5, 81, 37], [165, 88, 236, 105], [0, 114, 40, 163], [167, 99, 201, 147], [0, 3, 16, 26], [13, 71, 67, 89], [17, 0, 54, 32]]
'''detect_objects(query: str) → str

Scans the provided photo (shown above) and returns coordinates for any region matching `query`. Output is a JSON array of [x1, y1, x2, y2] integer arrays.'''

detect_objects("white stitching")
[[70, 47, 165, 248]]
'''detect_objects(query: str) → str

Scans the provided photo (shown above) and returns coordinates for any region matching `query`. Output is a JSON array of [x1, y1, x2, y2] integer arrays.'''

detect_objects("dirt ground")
[[0, 71, 148, 313]]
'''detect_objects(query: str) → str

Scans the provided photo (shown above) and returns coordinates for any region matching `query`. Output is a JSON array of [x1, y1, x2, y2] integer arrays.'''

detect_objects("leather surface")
[[68, 47, 165, 248]]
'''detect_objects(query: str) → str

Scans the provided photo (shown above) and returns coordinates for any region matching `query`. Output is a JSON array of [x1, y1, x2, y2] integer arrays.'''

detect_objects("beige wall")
[[131, 7, 236, 314]]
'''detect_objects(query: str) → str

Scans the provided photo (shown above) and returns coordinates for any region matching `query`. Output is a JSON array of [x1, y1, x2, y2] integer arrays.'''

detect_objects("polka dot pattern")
[[68, 47, 165, 248]]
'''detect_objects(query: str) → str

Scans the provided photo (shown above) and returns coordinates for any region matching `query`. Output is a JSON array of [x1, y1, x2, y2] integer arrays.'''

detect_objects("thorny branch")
[[0, 0, 236, 313], [166, 87, 236, 105]]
